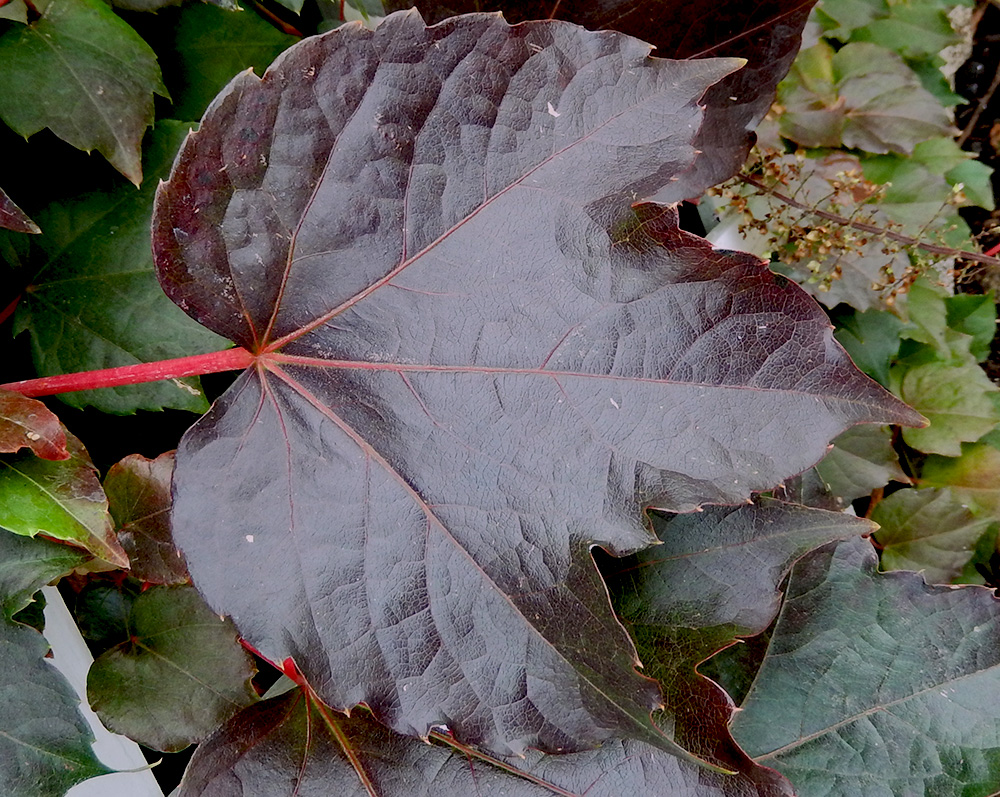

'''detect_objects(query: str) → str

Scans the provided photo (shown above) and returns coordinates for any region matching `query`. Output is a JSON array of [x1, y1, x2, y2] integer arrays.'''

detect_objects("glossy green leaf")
[[814, 424, 908, 503], [0, 431, 128, 568], [105, 452, 188, 585], [0, 389, 68, 460], [12, 121, 227, 414], [0, 532, 90, 622], [0, 619, 111, 796], [0, 0, 168, 184], [947, 292, 997, 364], [898, 361, 1000, 456], [87, 585, 257, 752], [731, 536, 1000, 797], [873, 486, 996, 584], [162, 4, 298, 121], [777, 41, 953, 154], [922, 441, 1000, 519]]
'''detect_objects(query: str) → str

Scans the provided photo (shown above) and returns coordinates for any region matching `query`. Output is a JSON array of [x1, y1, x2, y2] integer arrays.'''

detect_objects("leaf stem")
[[738, 174, 1000, 269], [0, 347, 254, 398]]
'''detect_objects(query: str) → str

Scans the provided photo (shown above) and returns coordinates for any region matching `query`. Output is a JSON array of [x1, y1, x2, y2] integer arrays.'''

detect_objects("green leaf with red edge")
[[105, 452, 189, 585], [0, 430, 128, 568], [0, 0, 168, 185], [602, 500, 872, 772], [152, 9, 919, 761], [0, 186, 39, 235], [386, 0, 819, 203], [0, 389, 68, 460], [87, 585, 257, 752], [731, 537, 1000, 797], [178, 680, 794, 797], [0, 619, 112, 797]]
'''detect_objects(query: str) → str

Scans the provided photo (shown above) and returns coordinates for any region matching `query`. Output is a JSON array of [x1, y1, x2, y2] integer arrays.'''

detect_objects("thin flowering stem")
[[0, 347, 255, 398]]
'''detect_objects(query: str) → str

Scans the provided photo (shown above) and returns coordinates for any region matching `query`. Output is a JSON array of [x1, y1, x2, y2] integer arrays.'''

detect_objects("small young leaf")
[[898, 361, 1000, 456], [105, 452, 188, 585], [731, 537, 1000, 797], [0, 389, 68, 460], [873, 487, 995, 584], [0, 532, 90, 622], [13, 121, 227, 414], [87, 585, 257, 752], [0, 431, 128, 568], [0, 0, 168, 184], [0, 186, 39, 234], [922, 441, 1000, 519], [0, 619, 112, 796]]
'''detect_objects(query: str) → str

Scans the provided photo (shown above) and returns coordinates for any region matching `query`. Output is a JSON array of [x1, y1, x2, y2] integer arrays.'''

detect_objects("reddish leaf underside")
[[0, 389, 68, 460], [153, 10, 920, 760]]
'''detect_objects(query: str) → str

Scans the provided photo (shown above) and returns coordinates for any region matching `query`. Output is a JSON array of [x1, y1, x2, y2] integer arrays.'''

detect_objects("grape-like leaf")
[[0, 389, 68, 460], [0, 431, 128, 568], [87, 585, 257, 752], [731, 536, 1000, 797], [0, 186, 39, 234], [0, 619, 112, 797], [153, 10, 920, 759], [105, 452, 189, 585], [178, 683, 793, 797], [0, 0, 168, 185], [922, 441, 1000, 519], [813, 425, 908, 504]]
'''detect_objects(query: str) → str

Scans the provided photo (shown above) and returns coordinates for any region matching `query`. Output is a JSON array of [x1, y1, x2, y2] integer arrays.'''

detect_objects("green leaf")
[[105, 452, 188, 585], [605, 500, 872, 771], [873, 486, 996, 583], [0, 619, 111, 796], [0, 532, 90, 622], [777, 42, 954, 154], [814, 424, 909, 503], [87, 585, 257, 752], [13, 121, 228, 414], [897, 277, 979, 364], [898, 361, 1000, 456], [922, 441, 1000, 520], [161, 4, 298, 121], [0, 0, 168, 184], [731, 536, 1000, 797], [833, 307, 905, 386], [0, 431, 128, 568], [850, 5, 961, 60], [947, 292, 997, 363]]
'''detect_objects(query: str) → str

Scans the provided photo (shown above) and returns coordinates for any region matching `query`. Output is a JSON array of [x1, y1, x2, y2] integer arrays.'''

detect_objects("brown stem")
[[738, 174, 1000, 269]]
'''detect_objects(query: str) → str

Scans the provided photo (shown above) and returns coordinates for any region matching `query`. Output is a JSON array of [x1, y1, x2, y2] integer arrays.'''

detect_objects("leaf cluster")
[[1, 2, 1000, 797]]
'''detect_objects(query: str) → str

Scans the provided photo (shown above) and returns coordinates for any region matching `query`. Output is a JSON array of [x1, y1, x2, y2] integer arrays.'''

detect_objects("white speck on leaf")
[[547, 101, 560, 117], [245, 535, 254, 543], [609, 398, 619, 409], [26, 432, 41, 441]]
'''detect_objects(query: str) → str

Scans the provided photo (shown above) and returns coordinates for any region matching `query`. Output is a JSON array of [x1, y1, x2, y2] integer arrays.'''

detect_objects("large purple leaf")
[[153, 10, 919, 760], [385, 0, 818, 201]]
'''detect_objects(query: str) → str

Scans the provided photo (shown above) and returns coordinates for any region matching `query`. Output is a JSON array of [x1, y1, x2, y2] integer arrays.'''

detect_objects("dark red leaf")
[[0, 185, 40, 234], [0, 389, 69, 460], [105, 452, 189, 585], [385, 0, 818, 201], [153, 11, 919, 760]]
